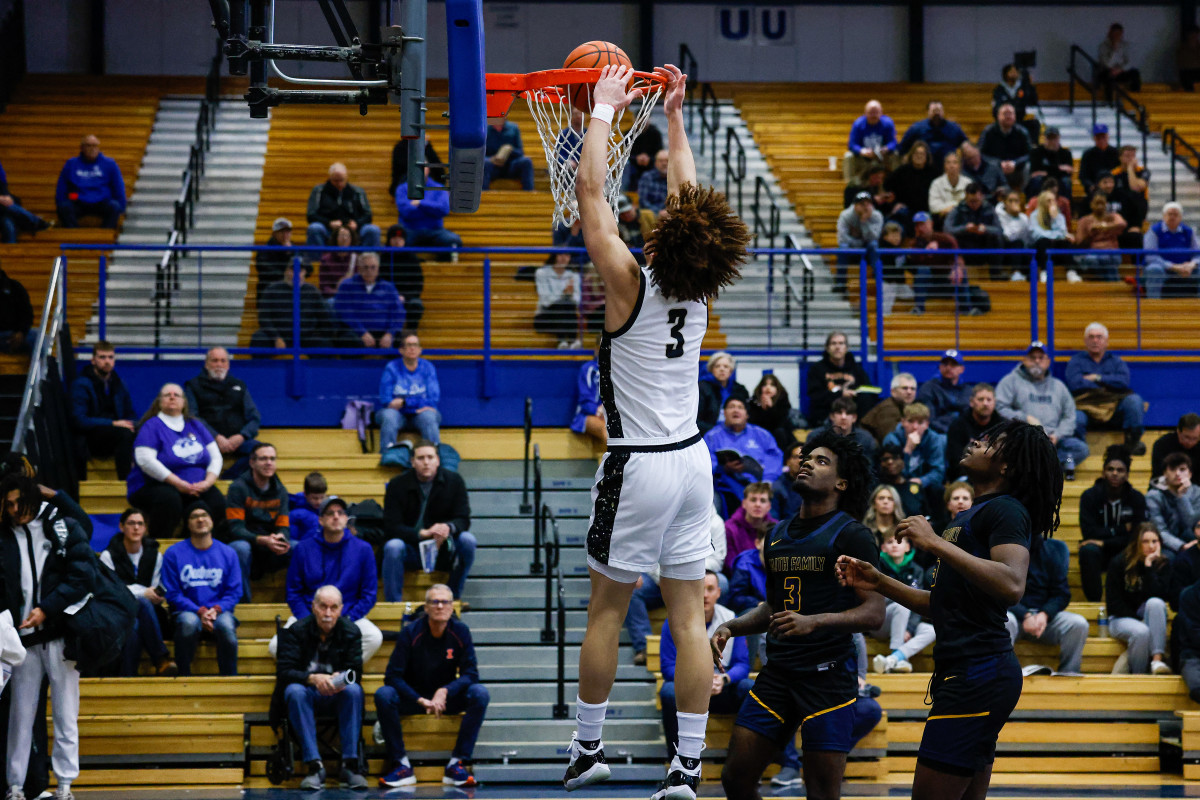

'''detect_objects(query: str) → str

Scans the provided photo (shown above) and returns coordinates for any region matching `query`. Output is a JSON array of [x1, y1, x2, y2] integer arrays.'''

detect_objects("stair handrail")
[[519, 396, 533, 514], [751, 176, 781, 251], [781, 233, 815, 350], [540, 501, 570, 719], [723, 126, 747, 218], [1162, 127, 1200, 202], [1066, 43, 1149, 165], [697, 82, 721, 182], [678, 43, 698, 134], [12, 256, 67, 454], [530, 444, 544, 575]]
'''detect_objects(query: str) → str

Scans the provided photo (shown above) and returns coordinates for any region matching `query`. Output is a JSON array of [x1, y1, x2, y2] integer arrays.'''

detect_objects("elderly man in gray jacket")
[[995, 341, 1089, 479]]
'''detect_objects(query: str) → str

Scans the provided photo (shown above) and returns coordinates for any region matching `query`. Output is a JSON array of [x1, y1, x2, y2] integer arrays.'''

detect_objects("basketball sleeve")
[[980, 496, 1032, 550]]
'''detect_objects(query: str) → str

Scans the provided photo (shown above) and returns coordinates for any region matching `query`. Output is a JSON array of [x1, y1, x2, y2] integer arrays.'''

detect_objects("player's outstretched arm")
[[577, 65, 640, 303], [836, 556, 931, 616], [896, 516, 1029, 606], [655, 64, 696, 196]]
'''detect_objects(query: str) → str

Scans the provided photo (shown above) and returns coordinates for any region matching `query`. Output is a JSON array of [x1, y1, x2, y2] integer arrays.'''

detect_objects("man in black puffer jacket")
[[185, 346, 262, 479]]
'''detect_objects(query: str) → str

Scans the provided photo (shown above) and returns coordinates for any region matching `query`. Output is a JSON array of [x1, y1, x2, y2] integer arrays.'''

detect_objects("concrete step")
[[473, 763, 666, 783]]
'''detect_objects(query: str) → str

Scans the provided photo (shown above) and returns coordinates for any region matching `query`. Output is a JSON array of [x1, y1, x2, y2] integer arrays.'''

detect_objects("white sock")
[[675, 711, 708, 761], [575, 696, 608, 743], [400, 756, 412, 768], [448, 757, 461, 767]]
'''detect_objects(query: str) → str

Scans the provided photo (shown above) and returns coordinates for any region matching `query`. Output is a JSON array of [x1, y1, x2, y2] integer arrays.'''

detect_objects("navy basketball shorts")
[[734, 659, 858, 753], [918, 649, 1023, 773]]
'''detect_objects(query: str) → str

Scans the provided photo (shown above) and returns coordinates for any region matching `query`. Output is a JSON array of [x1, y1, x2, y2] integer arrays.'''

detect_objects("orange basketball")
[[563, 41, 632, 112]]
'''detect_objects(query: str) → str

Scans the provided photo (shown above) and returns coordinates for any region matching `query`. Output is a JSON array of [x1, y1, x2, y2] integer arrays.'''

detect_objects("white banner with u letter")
[[715, 7, 794, 47]]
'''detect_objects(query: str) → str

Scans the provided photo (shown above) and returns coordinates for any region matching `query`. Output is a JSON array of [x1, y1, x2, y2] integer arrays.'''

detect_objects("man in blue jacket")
[[161, 502, 242, 676], [55, 135, 126, 228], [395, 167, 462, 261], [916, 350, 972, 434], [704, 397, 784, 516], [69, 341, 137, 479], [278, 496, 382, 663], [376, 331, 442, 448], [333, 253, 406, 349], [1004, 535, 1089, 674], [880, 403, 946, 489], [1065, 322, 1146, 455], [483, 120, 534, 191], [845, 100, 899, 180], [376, 583, 489, 789], [897, 100, 967, 170]]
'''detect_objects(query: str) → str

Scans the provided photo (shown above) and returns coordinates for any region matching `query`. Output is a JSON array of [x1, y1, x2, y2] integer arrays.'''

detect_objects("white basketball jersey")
[[602, 267, 708, 446]]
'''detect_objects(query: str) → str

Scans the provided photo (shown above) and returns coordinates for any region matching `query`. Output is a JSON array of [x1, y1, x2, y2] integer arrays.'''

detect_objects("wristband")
[[591, 103, 615, 126]]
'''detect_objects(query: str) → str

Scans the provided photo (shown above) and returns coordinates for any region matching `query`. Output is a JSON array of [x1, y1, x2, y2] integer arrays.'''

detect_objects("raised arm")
[[657, 64, 695, 196]]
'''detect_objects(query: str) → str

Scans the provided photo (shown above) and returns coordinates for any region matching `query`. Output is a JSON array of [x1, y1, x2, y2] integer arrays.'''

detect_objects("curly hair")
[[801, 428, 875, 521], [643, 182, 750, 303], [986, 418, 1063, 539]]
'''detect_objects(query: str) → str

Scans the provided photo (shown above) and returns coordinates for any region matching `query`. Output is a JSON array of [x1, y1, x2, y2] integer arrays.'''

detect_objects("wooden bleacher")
[[1137, 84, 1200, 165]]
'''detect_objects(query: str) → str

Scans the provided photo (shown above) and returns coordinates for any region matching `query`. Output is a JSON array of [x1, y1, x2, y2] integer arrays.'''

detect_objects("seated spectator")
[[55, 134, 126, 228], [1171, 519, 1200, 610], [944, 383, 999, 481], [1074, 194, 1127, 281], [1066, 322, 1145, 452], [395, 168, 462, 262], [1176, 581, 1200, 702], [1005, 535, 1089, 674], [877, 443, 931, 520], [705, 397, 784, 515], [483, 119, 534, 190], [727, 526, 768, 614], [898, 100, 967, 170], [224, 443, 291, 602], [376, 584, 488, 789], [864, 484, 905, 544], [390, 140, 445, 199], [937, 480, 975, 534], [0, 160, 51, 242], [0, 263, 33, 354], [1027, 126, 1074, 198], [870, 534, 935, 673], [659, 571, 751, 760], [382, 441, 475, 600], [724, 482, 777, 572], [747, 374, 800, 451], [99, 508, 176, 677], [698, 351, 750, 434], [280, 496, 382, 663], [377, 331, 441, 448], [570, 353, 605, 448], [945, 182, 1004, 279], [1153, 414, 1200, 481], [534, 252, 581, 349], [845, 100, 899, 180], [881, 403, 947, 493], [1097, 22, 1142, 99], [306, 162, 381, 250], [185, 347, 262, 478], [861, 372, 917, 443], [127, 383, 227, 539], [161, 503, 241, 676], [255, 218, 299, 311], [1106, 523, 1170, 674], [806, 331, 873, 421], [1111, 145, 1149, 230], [615, 195, 647, 264], [1081, 125, 1121, 198], [885, 141, 937, 233], [809, 396, 878, 460], [908, 212, 989, 316], [625, 507, 726, 665], [275, 585, 367, 790], [917, 350, 970, 434], [381, 225, 425, 329], [1029, 189, 1078, 282], [927, 154, 970, 226], [992, 63, 1041, 146], [250, 262, 337, 351], [979, 104, 1032, 190], [333, 252, 406, 350], [637, 150, 670, 215], [771, 441, 804, 520], [1024, 176, 1073, 228], [835, 191, 883, 296], [318, 224, 358, 298], [1181, 25, 1200, 92], [70, 341, 137, 480], [289, 471, 327, 543], [996, 342, 1088, 478], [1090, 173, 1144, 251], [625, 122, 663, 191], [551, 218, 588, 266], [843, 165, 896, 219], [958, 143, 1005, 198], [996, 190, 1032, 280], [1079, 445, 1146, 602], [1144, 202, 1200, 299], [877, 222, 916, 315], [1146, 453, 1200, 557]]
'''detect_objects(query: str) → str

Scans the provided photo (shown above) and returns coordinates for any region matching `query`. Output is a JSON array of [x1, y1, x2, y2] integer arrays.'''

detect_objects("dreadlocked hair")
[[643, 182, 750, 303], [986, 418, 1063, 538], [0, 473, 41, 526], [802, 428, 875, 521]]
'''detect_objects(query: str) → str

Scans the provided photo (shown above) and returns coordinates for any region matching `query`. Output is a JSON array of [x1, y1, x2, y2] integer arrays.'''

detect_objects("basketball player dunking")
[[563, 64, 750, 800]]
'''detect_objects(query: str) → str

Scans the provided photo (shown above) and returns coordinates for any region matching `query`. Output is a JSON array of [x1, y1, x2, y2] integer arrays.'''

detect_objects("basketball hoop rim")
[[484, 68, 666, 118]]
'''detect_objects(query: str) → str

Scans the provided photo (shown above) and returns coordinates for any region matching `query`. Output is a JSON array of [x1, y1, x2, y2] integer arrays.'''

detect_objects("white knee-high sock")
[[575, 697, 608, 743], [675, 711, 708, 761]]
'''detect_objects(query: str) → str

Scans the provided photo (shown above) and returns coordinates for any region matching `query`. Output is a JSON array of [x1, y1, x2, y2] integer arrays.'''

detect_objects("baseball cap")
[[320, 496, 349, 515], [912, 211, 931, 223], [272, 217, 293, 232], [1026, 340, 1047, 354], [616, 194, 634, 214], [1092, 124, 1109, 135], [1044, 126, 1060, 137], [853, 190, 873, 204], [940, 349, 964, 364]]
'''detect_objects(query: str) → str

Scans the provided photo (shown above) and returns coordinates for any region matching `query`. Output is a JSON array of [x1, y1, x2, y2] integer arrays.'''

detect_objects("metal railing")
[[12, 257, 67, 454], [697, 82, 721, 183], [678, 43, 698, 134], [540, 500, 570, 720], [1162, 127, 1200, 202], [519, 396, 533, 515], [751, 176, 781, 251], [723, 126, 747, 218], [781, 233, 816, 352], [530, 444, 544, 576], [1067, 44, 1148, 167]]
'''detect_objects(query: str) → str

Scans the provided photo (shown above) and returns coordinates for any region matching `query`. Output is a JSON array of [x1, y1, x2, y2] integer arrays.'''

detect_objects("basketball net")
[[526, 78, 665, 229]]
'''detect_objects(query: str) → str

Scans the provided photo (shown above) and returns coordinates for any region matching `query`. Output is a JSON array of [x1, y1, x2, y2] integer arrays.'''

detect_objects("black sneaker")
[[563, 733, 611, 790], [651, 755, 701, 800]]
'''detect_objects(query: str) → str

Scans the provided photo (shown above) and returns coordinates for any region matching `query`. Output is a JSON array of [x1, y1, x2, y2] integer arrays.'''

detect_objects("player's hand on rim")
[[653, 64, 687, 115], [835, 555, 881, 591], [710, 626, 732, 671], [592, 65, 641, 113], [895, 515, 939, 551]]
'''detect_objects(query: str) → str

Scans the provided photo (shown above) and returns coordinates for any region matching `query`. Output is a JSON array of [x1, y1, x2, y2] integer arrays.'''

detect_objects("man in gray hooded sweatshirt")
[[995, 341, 1089, 479]]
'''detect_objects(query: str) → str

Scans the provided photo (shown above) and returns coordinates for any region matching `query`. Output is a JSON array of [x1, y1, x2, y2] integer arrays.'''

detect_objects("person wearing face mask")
[[698, 352, 750, 434], [1078, 445, 1145, 603], [995, 342, 1088, 480]]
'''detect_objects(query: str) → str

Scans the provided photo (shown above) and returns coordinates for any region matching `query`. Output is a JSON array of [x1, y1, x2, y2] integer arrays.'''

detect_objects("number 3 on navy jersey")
[[783, 576, 801, 611], [665, 309, 687, 358]]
